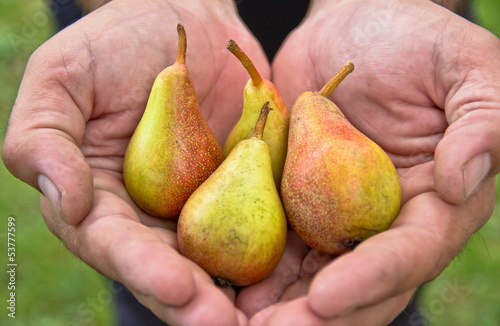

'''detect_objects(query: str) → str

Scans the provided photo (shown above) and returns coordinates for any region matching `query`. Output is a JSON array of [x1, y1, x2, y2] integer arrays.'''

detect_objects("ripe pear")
[[223, 40, 289, 187], [178, 102, 287, 286], [123, 23, 224, 219], [281, 62, 401, 255]]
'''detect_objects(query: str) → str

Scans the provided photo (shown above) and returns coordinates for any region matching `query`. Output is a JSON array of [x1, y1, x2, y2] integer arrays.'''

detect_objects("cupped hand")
[[1, 0, 270, 325], [238, 0, 500, 324]]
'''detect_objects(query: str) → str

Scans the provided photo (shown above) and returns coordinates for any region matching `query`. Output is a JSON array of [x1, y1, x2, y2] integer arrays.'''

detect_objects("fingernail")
[[38, 174, 62, 218], [463, 152, 491, 199]]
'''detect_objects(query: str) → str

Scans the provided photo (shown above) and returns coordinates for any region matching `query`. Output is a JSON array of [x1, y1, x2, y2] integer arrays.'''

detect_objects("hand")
[[237, 0, 500, 324], [1, 0, 270, 325]]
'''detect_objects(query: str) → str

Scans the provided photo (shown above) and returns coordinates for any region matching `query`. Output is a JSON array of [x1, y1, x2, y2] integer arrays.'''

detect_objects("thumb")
[[434, 85, 500, 205], [1, 50, 94, 226], [434, 27, 500, 205]]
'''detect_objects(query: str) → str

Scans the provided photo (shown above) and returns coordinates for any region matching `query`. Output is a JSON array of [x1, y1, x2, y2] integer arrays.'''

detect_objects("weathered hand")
[[238, 0, 500, 324], [1, 0, 270, 324]]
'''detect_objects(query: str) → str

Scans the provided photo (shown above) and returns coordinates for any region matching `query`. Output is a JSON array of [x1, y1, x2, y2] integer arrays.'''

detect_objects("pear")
[[123, 23, 224, 219], [223, 40, 289, 188], [281, 62, 401, 255], [178, 102, 287, 286]]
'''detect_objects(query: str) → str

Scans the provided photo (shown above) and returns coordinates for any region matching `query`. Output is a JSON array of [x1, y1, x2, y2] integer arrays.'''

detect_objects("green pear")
[[281, 62, 401, 255], [178, 102, 287, 286], [223, 40, 289, 188], [123, 23, 224, 219]]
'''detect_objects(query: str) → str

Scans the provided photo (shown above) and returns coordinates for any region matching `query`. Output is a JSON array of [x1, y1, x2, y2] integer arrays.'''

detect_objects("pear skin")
[[178, 103, 287, 286], [281, 62, 401, 255], [123, 24, 224, 218], [223, 40, 289, 188]]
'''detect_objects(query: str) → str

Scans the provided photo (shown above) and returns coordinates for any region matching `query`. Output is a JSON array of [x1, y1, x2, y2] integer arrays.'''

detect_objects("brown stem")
[[319, 62, 354, 98], [251, 102, 272, 140], [227, 40, 263, 86], [176, 23, 187, 64]]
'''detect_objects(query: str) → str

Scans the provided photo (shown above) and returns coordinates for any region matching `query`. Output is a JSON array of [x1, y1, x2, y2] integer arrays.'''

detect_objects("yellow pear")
[[281, 62, 401, 255], [223, 40, 289, 187], [178, 103, 287, 286], [123, 23, 224, 218]]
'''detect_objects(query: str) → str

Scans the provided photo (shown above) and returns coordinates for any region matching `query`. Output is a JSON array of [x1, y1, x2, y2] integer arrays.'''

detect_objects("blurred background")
[[0, 1, 499, 325]]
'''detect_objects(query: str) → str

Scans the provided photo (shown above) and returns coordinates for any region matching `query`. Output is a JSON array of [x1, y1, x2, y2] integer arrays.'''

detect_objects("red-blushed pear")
[[281, 62, 401, 255], [178, 102, 287, 287], [223, 40, 289, 188], [123, 23, 224, 218]]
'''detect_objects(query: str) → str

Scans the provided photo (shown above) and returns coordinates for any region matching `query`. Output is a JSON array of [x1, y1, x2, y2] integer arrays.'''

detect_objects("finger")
[[153, 277, 246, 326], [236, 231, 308, 317], [307, 184, 495, 319], [278, 249, 336, 302], [276, 249, 337, 301], [249, 302, 283, 326], [279, 277, 312, 302], [299, 249, 337, 279], [434, 30, 500, 205], [41, 188, 195, 305], [435, 108, 499, 204], [1, 40, 95, 226], [41, 187, 242, 326], [251, 290, 414, 326], [397, 161, 435, 205]]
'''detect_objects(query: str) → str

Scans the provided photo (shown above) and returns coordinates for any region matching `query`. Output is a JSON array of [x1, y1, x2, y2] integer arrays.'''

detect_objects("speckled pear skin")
[[123, 24, 224, 219], [178, 104, 287, 286], [223, 40, 289, 188], [281, 92, 401, 255]]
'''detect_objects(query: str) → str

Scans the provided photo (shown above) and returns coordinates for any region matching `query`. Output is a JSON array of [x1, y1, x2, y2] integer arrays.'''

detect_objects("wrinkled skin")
[[2, 0, 500, 325], [238, 1, 500, 325], [2, 1, 268, 325]]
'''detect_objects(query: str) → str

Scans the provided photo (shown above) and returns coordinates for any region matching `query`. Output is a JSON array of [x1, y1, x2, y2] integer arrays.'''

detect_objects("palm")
[[274, 0, 453, 181], [72, 1, 269, 218], [7, 1, 269, 325]]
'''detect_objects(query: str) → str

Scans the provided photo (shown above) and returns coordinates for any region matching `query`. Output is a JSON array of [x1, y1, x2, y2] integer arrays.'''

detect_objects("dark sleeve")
[[237, 0, 310, 61], [51, 0, 84, 30]]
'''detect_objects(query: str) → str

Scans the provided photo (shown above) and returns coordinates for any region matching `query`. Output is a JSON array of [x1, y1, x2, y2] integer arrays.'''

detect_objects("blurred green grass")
[[472, 0, 500, 35], [0, 1, 499, 326]]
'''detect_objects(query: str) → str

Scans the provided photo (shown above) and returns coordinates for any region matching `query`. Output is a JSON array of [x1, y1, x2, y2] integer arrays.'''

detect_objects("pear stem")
[[319, 62, 354, 98], [176, 23, 187, 64], [227, 40, 263, 86], [251, 102, 272, 140]]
